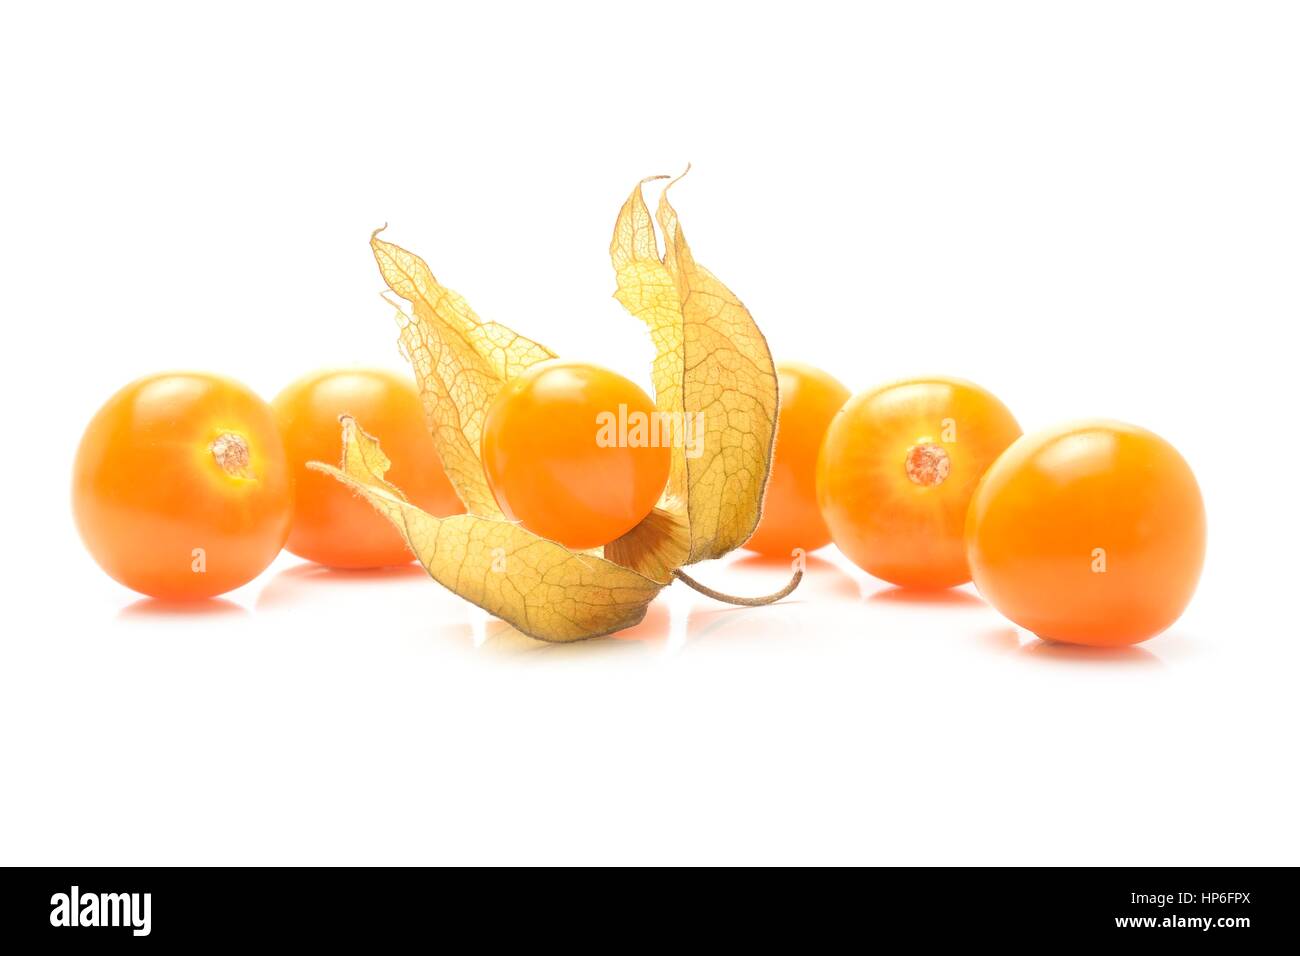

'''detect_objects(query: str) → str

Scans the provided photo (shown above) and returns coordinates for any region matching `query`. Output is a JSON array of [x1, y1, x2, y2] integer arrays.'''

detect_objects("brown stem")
[[671, 567, 803, 607]]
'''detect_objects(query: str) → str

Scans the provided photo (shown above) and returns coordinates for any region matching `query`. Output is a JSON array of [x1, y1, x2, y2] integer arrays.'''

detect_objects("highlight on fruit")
[[71, 171, 1205, 648]]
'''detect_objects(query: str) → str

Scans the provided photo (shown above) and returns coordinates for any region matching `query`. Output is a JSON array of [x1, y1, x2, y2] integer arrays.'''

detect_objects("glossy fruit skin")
[[481, 360, 670, 550], [73, 372, 292, 599], [817, 376, 1021, 588], [966, 420, 1205, 646], [745, 361, 850, 557], [273, 368, 464, 568]]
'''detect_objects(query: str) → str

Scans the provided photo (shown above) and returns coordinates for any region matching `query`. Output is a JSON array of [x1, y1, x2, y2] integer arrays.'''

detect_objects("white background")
[[2, 1, 1297, 864]]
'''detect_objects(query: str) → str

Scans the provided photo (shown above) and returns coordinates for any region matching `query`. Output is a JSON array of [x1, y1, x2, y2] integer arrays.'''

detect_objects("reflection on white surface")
[[105, 551, 1194, 675], [118, 596, 249, 619], [1019, 637, 1162, 667], [478, 602, 672, 659], [976, 626, 1023, 654], [867, 585, 985, 609], [255, 561, 429, 610], [14, 485, 1280, 869]]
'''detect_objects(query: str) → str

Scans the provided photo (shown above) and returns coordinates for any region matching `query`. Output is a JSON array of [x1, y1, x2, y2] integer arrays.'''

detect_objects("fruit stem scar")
[[211, 432, 255, 479], [905, 442, 950, 487]]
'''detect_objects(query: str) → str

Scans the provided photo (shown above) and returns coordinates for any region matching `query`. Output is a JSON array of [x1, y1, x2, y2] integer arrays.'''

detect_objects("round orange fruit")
[[966, 420, 1205, 646], [817, 376, 1021, 588]]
